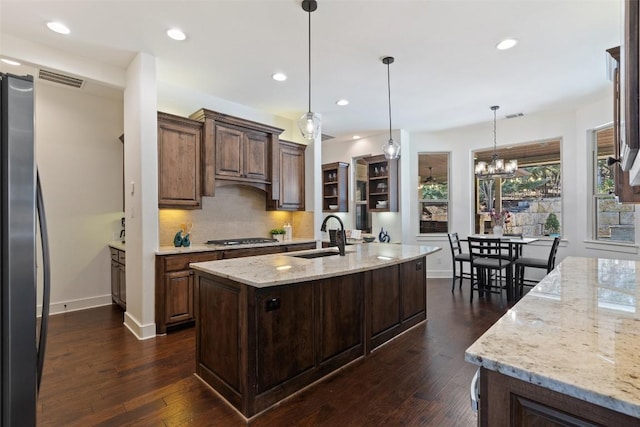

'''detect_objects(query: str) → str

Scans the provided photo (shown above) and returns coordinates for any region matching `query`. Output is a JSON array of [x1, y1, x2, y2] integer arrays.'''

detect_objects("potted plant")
[[544, 213, 560, 236], [270, 228, 285, 242]]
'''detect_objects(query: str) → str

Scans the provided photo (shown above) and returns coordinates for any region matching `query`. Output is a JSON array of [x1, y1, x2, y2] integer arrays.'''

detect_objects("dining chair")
[[447, 233, 471, 292], [513, 237, 561, 299], [467, 236, 514, 303]]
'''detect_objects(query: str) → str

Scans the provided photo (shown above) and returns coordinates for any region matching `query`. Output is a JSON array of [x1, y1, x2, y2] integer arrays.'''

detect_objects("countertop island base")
[[480, 368, 639, 426], [194, 256, 427, 418]]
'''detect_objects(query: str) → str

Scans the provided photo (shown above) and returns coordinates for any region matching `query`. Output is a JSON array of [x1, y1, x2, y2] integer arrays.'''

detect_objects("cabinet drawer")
[[285, 242, 317, 252], [163, 251, 221, 272], [222, 246, 284, 259]]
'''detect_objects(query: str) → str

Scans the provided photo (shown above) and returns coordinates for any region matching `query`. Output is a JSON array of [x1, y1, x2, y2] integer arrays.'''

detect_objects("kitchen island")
[[466, 256, 640, 426], [190, 243, 440, 418]]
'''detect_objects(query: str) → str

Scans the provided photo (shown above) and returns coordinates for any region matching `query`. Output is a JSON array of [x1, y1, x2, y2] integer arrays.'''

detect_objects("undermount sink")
[[289, 251, 342, 259]]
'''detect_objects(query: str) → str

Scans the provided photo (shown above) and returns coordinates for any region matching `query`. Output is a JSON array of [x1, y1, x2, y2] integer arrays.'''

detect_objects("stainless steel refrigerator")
[[1, 73, 51, 426]]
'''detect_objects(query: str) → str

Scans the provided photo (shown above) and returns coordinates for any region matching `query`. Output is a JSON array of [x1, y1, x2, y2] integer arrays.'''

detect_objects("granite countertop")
[[465, 256, 640, 418], [190, 243, 441, 288], [108, 241, 125, 251], [155, 238, 318, 255]]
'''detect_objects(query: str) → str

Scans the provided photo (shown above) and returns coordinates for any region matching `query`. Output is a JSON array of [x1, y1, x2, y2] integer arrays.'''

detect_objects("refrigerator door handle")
[[36, 169, 51, 394]]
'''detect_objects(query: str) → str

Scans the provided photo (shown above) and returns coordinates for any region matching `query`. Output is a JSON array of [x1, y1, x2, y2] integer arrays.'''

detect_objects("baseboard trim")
[[123, 311, 156, 340], [427, 269, 451, 279], [38, 295, 113, 317]]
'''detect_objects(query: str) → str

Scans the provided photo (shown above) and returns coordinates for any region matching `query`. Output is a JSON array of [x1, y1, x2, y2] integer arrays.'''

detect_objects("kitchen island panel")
[[369, 265, 401, 337], [318, 274, 363, 363], [255, 283, 315, 394]]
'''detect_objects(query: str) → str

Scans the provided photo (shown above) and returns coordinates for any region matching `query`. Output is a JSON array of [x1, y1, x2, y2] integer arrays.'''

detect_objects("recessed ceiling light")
[[46, 21, 70, 35], [352, 135, 361, 140], [166, 28, 186, 41], [496, 38, 518, 50], [1, 58, 21, 66], [336, 99, 349, 106], [272, 73, 287, 82]]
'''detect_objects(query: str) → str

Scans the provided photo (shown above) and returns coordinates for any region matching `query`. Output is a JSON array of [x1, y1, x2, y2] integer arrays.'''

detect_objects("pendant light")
[[381, 56, 401, 159], [297, 0, 320, 140], [475, 105, 517, 179]]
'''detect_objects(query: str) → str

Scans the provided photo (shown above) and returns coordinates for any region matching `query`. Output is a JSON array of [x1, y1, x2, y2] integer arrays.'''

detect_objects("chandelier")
[[475, 105, 517, 179]]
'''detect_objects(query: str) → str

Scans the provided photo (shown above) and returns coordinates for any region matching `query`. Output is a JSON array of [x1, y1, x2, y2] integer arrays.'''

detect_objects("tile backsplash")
[[158, 185, 314, 246]]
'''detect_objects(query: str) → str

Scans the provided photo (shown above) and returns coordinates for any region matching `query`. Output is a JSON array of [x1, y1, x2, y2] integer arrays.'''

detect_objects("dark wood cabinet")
[[366, 256, 426, 352], [189, 109, 284, 196], [480, 368, 638, 426], [255, 283, 315, 393], [607, 46, 640, 203], [155, 251, 222, 334], [195, 256, 425, 417], [215, 124, 270, 182], [110, 247, 126, 309], [322, 162, 349, 212], [156, 242, 317, 334], [366, 155, 398, 212], [157, 112, 203, 209], [267, 140, 306, 211]]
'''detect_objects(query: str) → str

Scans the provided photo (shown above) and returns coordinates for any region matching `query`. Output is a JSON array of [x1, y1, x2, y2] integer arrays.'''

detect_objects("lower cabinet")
[[155, 242, 318, 334], [480, 368, 638, 426], [110, 247, 126, 309], [366, 257, 426, 352]]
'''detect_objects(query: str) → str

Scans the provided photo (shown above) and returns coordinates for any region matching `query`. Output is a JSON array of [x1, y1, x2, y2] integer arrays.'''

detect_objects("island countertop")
[[465, 256, 640, 418], [190, 243, 441, 288]]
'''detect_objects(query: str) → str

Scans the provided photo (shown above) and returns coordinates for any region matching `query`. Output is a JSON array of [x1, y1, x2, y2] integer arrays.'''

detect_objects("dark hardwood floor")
[[37, 278, 509, 426]]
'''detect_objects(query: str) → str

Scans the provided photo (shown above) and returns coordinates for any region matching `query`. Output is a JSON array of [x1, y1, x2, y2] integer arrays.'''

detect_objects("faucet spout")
[[320, 214, 346, 256]]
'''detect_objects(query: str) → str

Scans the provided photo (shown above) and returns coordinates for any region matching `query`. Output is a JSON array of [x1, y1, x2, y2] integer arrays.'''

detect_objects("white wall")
[[35, 81, 124, 313]]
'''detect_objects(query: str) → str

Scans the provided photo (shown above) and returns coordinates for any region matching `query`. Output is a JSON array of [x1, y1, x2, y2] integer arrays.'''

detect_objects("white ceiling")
[[0, 0, 622, 141]]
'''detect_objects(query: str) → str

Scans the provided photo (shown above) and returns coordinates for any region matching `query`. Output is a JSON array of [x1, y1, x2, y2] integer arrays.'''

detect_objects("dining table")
[[465, 234, 539, 301]]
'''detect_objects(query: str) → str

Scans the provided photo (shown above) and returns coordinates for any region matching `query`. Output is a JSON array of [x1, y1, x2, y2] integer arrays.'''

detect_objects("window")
[[418, 153, 449, 234], [593, 126, 635, 243], [474, 140, 562, 236]]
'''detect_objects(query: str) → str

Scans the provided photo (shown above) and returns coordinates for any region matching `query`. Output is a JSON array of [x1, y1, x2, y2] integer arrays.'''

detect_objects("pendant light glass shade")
[[475, 105, 517, 179], [298, 111, 321, 140], [299, 0, 320, 140], [381, 56, 400, 159]]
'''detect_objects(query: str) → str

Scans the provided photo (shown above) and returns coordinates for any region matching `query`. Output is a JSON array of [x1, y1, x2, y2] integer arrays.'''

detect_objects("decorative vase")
[[492, 225, 504, 236]]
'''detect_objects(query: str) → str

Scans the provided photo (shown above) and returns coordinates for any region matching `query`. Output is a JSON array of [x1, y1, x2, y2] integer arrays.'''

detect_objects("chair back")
[[546, 237, 561, 272], [447, 232, 463, 256], [467, 236, 512, 267]]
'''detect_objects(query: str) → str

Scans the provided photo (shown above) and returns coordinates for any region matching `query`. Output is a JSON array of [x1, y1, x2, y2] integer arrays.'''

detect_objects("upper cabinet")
[[322, 162, 349, 212], [607, 46, 640, 203], [366, 155, 398, 212], [267, 140, 306, 211], [157, 112, 203, 209], [189, 109, 284, 197]]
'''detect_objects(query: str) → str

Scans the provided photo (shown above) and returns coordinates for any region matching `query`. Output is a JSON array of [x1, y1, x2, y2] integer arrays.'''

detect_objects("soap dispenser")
[[284, 223, 292, 241]]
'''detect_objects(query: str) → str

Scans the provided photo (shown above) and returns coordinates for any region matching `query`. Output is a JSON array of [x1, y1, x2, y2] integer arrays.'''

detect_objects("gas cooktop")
[[205, 237, 278, 246]]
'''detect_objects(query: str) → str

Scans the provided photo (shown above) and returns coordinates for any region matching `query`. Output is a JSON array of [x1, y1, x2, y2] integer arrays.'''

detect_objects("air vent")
[[505, 112, 524, 119], [38, 69, 84, 88]]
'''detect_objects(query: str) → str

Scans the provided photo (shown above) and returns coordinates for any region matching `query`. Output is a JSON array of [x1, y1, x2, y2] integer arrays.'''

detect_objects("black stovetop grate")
[[205, 237, 278, 246]]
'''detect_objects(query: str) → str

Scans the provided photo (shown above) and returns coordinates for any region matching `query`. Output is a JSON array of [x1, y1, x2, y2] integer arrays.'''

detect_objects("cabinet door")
[[165, 270, 194, 325], [158, 113, 202, 209], [255, 283, 314, 394], [111, 261, 120, 303], [215, 125, 244, 178], [369, 265, 400, 336], [278, 142, 305, 210], [318, 275, 363, 363], [400, 257, 425, 322], [119, 264, 126, 306], [243, 132, 269, 181]]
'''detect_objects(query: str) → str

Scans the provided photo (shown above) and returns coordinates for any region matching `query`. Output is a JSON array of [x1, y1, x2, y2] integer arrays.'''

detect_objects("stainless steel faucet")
[[320, 214, 346, 256]]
